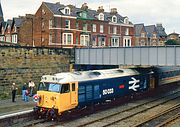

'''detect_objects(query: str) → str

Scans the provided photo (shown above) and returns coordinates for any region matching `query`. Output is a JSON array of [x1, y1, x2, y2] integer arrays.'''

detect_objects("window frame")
[[113, 26, 117, 34], [64, 7, 71, 15], [112, 16, 117, 23], [65, 20, 70, 29], [49, 19, 53, 28], [125, 28, 129, 35], [72, 83, 75, 91], [80, 34, 89, 46], [92, 24, 96, 32], [61, 84, 70, 93], [99, 13, 104, 21], [111, 37, 119, 47], [100, 25, 104, 33], [62, 33, 73, 45]]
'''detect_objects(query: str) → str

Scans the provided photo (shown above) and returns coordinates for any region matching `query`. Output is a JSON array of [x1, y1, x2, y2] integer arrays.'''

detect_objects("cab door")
[[70, 82, 78, 107], [59, 83, 71, 112]]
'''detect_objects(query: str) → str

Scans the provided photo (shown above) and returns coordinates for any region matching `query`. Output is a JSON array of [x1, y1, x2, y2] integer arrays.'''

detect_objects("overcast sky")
[[1, 0, 180, 34]]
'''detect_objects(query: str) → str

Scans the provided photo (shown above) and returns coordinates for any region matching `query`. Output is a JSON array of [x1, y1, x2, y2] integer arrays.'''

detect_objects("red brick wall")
[[33, 3, 54, 47], [32, 3, 135, 48], [18, 16, 33, 46]]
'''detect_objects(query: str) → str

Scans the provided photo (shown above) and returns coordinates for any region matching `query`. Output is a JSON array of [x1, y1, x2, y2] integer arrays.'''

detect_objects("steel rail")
[[77, 91, 180, 127], [156, 113, 180, 127], [133, 104, 180, 127]]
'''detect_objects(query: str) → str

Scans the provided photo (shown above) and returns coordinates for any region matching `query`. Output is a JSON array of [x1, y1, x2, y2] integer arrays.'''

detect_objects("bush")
[[165, 39, 180, 45], [0, 92, 10, 100]]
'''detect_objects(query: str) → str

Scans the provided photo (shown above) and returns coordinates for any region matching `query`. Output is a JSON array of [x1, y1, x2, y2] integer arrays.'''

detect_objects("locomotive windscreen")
[[38, 82, 62, 93]]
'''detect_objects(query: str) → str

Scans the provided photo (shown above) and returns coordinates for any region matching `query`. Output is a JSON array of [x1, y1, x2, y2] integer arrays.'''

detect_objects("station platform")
[[0, 96, 35, 117]]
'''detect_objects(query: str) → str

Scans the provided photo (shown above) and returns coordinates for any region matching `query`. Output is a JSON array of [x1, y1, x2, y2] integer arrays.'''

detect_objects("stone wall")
[[0, 46, 73, 98]]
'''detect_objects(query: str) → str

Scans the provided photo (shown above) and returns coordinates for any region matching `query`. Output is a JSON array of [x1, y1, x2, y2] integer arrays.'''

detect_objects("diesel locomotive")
[[33, 67, 180, 119]]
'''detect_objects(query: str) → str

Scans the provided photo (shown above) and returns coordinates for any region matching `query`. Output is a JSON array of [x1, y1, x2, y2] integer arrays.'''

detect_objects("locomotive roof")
[[41, 68, 139, 84]]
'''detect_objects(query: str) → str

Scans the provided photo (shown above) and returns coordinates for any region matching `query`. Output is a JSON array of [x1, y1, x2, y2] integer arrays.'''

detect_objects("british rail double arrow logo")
[[128, 77, 140, 91]]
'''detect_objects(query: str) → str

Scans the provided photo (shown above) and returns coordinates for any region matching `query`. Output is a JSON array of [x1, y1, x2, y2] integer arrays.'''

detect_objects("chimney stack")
[[97, 6, 104, 13], [56, 2, 60, 4], [110, 8, 117, 15], [81, 3, 88, 11]]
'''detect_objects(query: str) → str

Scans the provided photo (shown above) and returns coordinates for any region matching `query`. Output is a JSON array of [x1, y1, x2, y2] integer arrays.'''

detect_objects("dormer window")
[[99, 13, 104, 21], [124, 17, 129, 24], [112, 16, 117, 23], [81, 12, 87, 18], [64, 7, 70, 15]]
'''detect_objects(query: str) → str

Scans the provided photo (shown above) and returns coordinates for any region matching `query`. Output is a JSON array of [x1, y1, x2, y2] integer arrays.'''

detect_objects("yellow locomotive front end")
[[33, 75, 78, 119]]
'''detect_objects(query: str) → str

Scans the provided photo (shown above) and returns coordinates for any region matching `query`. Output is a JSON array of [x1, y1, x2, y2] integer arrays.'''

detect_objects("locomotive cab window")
[[61, 84, 70, 93], [49, 83, 60, 92], [38, 82, 48, 91], [38, 82, 61, 93], [72, 83, 75, 91]]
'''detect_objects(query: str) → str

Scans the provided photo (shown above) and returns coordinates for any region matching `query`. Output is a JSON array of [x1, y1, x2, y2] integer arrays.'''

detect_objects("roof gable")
[[134, 24, 145, 36], [156, 24, 167, 37], [145, 25, 158, 38], [43, 2, 64, 15]]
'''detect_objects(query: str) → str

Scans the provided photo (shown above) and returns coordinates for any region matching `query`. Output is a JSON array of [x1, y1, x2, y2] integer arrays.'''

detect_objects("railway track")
[[75, 91, 180, 127], [156, 113, 180, 127], [134, 104, 180, 127], [7, 86, 180, 127]]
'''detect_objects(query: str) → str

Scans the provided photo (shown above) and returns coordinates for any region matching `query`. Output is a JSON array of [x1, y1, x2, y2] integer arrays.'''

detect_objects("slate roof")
[[156, 24, 167, 37], [145, 25, 159, 38], [4, 19, 13, 31], [43, 2, 130, 24], [134, 24, 145, 36], [43, 2, 64, 15], [13, 18, 24, 27]]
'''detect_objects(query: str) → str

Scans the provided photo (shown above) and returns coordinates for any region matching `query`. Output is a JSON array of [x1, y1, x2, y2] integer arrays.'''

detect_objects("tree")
[[165, 39, 180, 45]]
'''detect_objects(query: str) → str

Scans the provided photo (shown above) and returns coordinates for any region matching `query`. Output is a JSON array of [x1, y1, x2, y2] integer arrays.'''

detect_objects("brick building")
[[156, 23, 167, 46], [0, 15, 33, 45], [135, 23, 167, 46], [0, 2, 33, 46], [33, 2, 134, 48], [134, 24, 148, 46]]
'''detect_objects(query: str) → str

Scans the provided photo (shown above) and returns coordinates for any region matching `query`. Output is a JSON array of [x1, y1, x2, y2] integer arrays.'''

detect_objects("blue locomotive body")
[[78, 73, 150, 106]]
